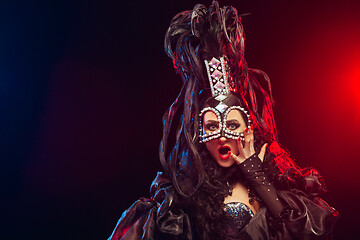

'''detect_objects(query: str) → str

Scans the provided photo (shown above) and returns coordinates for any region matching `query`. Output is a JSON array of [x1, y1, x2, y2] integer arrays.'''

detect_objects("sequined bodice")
[[224, 202, 254, 237]]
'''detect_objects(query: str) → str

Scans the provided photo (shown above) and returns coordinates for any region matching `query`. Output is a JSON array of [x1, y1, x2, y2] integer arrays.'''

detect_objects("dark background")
[[1, 0, 359, 239]]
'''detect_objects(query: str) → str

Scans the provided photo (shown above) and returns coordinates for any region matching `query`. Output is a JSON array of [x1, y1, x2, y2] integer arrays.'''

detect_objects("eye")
[[205, 123, 219, 131], [227, 123, 240, 130], [209, 125, 218, 131]]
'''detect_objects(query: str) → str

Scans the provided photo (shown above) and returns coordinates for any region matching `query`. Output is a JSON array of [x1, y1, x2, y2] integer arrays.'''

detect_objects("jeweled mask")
[[199, 93, 251, 143]]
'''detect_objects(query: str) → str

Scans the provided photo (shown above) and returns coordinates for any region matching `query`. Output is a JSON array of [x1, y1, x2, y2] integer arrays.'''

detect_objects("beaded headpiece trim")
[[199, 56, 251, 143], [204, 57, 230, 97], [199, 105, 251, 143]]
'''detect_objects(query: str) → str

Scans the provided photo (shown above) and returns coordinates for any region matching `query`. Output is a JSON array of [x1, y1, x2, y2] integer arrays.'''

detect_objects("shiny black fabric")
[[109, 171, 338, 240], [235, 191, 338, 240], [109, 172, 192, 240]]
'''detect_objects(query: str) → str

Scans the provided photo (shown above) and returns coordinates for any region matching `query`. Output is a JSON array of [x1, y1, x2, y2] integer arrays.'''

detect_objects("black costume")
[[108, 145, 338, 240], [109, 2, 338, 239]]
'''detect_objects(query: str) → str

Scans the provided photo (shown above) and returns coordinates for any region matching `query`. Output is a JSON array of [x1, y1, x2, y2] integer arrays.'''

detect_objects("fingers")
[[258, 143, 268, 162], [232, 143, 267, 166], [243, 128, 251, 150], [237, 133, 243, 149], [249, 130, 255, 154], [242, 127, 255, 158], [236, 135, 244, 157], [234, 127, 268, 164], [229, 151, 244, 165]]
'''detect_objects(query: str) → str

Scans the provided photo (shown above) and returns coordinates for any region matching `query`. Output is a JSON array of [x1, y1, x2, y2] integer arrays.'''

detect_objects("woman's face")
[[203, 109, 247, 167]]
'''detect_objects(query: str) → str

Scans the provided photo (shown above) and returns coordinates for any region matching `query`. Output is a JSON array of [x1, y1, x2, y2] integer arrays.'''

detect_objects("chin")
[[215, 159, 235, 168]]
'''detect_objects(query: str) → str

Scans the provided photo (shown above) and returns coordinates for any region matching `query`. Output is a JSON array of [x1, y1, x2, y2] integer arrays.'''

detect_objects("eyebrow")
[[204, 120, 219, 124], [226, 119, 240, 124]]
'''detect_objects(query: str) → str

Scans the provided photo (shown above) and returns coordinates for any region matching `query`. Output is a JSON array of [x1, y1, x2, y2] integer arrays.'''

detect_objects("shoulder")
[[109, 172, 193, 240]]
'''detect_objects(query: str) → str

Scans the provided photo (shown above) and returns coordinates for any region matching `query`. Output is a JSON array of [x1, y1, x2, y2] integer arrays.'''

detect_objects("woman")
[[109, 2, 338, 239]]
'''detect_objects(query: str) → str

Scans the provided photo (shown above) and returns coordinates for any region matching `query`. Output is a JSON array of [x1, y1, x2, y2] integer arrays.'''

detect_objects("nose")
[[219, 137, 227, 144]]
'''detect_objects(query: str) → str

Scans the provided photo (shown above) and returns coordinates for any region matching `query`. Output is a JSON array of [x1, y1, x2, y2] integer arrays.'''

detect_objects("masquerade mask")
[[199, 57, 251, 143]]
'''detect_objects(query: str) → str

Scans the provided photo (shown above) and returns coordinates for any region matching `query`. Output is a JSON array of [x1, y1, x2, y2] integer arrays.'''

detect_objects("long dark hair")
[[161, 1, 278, 197], [160, 2, 297, 239]]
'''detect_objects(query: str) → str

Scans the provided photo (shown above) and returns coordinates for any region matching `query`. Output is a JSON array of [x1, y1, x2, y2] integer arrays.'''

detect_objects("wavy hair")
[[160, 1, 279, 197], [159, 3, 302, 238], [181, 134, 297, 239]]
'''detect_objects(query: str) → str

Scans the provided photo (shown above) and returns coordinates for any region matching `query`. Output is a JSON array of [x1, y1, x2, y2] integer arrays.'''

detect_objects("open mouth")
[[218, 145, 231, 160]]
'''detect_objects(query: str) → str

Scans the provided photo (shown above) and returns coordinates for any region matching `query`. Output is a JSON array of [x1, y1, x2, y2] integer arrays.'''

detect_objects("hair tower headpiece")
[[161, 1, 278, 197]]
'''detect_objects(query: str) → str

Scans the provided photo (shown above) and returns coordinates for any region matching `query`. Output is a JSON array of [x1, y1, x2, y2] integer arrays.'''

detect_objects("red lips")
[[218, 145, 231, 160]]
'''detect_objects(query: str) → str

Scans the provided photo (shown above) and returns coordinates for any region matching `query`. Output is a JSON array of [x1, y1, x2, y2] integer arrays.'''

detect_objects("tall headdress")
[[161, 1, 277, 196], [199, 56, 251, 143]]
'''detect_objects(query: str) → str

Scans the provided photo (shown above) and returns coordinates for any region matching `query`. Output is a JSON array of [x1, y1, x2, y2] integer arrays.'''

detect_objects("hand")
[[229, 127, 268, 164]]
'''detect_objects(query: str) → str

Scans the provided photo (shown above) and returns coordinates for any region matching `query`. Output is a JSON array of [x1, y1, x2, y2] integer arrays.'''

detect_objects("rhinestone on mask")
[[211, 69, 223, 80], [215, 95, 227, 101], [215, 102, 228, 113], [208, 57, 221, 68]]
